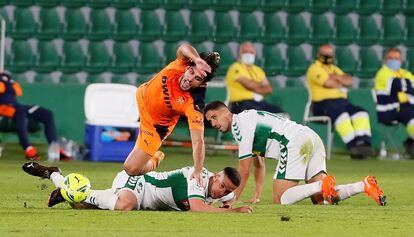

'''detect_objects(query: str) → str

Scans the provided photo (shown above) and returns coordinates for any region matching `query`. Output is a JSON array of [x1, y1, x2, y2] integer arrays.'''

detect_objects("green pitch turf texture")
[[1, 143, 413, 236]]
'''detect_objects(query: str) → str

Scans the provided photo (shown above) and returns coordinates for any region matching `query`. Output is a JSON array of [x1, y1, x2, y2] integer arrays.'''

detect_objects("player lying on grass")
[[204, 101, 386, 206], [22, 159, 253, 213]]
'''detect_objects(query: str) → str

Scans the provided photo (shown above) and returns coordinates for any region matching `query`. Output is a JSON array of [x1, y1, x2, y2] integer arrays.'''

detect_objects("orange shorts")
[[136, 86, 175, 156]]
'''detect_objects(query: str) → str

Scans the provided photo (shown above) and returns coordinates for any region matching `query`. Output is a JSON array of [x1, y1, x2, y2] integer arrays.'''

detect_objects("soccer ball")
[[60, 173, 91, 203]]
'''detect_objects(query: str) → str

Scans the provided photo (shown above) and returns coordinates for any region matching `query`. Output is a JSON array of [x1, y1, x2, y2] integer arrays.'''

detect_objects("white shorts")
[[111, 171, 145, 210], [273, 127, 327, 181]]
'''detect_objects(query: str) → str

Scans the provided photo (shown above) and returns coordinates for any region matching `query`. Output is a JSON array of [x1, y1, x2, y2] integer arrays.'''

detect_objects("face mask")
[[317, 54, 334, 64], [386, 59, 401, 71], [241, 53, 255, 65]]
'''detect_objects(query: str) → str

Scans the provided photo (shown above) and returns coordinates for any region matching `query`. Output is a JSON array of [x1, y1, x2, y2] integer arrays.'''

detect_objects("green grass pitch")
[[1, 143, 414, 236]]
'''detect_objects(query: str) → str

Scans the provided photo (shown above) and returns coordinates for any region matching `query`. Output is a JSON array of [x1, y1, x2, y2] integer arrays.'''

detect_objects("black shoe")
[[349, 143, 375, 159], [48, 188, 66, 207], [403, 139, 414, 159], [22, 162, 61, 179]]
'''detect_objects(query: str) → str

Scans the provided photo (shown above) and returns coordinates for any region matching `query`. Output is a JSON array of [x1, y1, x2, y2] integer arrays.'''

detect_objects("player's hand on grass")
[[232, 206, 253, 213], [244, 197, 260, 204], [194, 58, 211, 77]]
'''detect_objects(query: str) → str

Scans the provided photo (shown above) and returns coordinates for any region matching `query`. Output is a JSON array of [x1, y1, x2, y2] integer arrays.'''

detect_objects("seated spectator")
[[0, 72, 59, 160], [374, 47, 414, 159], [306, 44, 374, 159], [225, 42, 285, 115]]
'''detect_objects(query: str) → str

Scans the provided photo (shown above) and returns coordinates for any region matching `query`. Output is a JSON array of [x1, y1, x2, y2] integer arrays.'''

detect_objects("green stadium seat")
[[379, 0, 402, 15], [11, 8, 37, 40], [308, 0, 332, 13], [85, 42, 112, 73], [355, 47, 381, 79], [34, 73, 56, 84], [137, 74, 154, 85], [113, 9, 138, 41], [62, 9, 88, 40], [60, 74, 81, 84], [262, 45, 284, 76], [111, 42, 136, 74], [138, 0, 162, 9], [358, 78, 375, 88], [285, 0, 308, 13], [211, 0, 236, 11], [88, 0, 112, 8], [356, 0, 379, 14], [9, 40, 34, 73], [163, 11, 188, 42], [14, 73, 31, 84], [309, 14, 332, 45], [61, 41, 86, 73], [237, 0, 260, 11], [238, 13, 261, 42], [285, 46, 309, 77], [404, 16, 414, 46], [333, 15, 356, 45], [12, 0, 33, 7], [60, 0, 86, 8], [213, 12, 236, 43], [331, 0, 356, 14], [285, 77, 305, 87], [164, 0, 186, 10], [261, 13, 285, 44], [188, 0, 212, 10], [380, 16, 403, 46], [112, 0, 136, 9], [87, 74, 106, 84], [335, 46, 357, 75], [111, 74, 135, 85], [403, 0, 414, 14], [137, 10, 162, 42], [407, 48, 414, 72], [36, 8, 62, 40], [356, 16, 379, 46], [37, 0, 59, 7], [0, 8, 12, 33], [34, 41, 60, 73], [163, 42, 180, 66], [136, 42, 162, 74], [260, 0, 286, 12], [213, 43, 235, 76], [286, 14, 309, 45], [88, 9, 113, 41], [187, 11, 211, 43]]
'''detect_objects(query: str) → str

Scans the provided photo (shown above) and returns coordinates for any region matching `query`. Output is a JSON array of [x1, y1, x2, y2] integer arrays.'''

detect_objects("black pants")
[[229, 100, 284, 114]]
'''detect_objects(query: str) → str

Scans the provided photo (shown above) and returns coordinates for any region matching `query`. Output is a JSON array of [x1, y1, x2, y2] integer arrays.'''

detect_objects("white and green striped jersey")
[[232, 109, 307, 160]]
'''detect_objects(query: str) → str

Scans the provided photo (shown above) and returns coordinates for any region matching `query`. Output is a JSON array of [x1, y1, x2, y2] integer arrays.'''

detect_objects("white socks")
[[84, 189, 118, 210], [335, 181, 365, 201], [280, 181, 322, 205], [50, 172, 64, 188]]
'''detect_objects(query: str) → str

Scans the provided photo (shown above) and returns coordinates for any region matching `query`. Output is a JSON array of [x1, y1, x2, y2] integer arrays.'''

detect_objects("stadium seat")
[[379, 0, 402, 15], [34, 41, 60, 73], [356, 47, 381, 79], [88, 0, 112, 8], [356, 0, 379, 14], [137, 10, 162, 42], [335, 46, 357, 75], [211, 0, 236, 11], [9, 40, 34, 73], [286, 14, 309, 45], [60, 74, 81, 84], [356, 16, 380, 46], [85, 42, 112, 73], [136, 42, 162, 74], [0, 7, 12, 33], [111, 74, 135, 85], [138, 0, 162, 9], [188, 0, 212, 10], [61, 41, 86, 73], [34, 73, 56, 84], [163, 11, 188, 42], [12, 0, 33, 7], [260, 0, 286, 12], [285, 0, 308, 13], [164, 0, 187, 10], [262, 45, 285, 76], [88, 9, 113, 41], [62, 8, 89, 40], [137, 73, 154, 85], [13, 73, 31, 84], [403, 0, 414, 14], [37, 8, 62, 40], [212, 43, 235, 76], [380, 16, 403, 46], [113, 9, 138, 41], [37, 0, 60, 7], [237, 0, 260, 11], [331, 0, 356, 14], [309, 14, 332, 45], [213, 12, 236, 43], [309, 0, 332, 13], [112, 0, 136, 9], [285, 77, 305, 87], [261, 13, 285, 44], [163, 42, 180, 66], [333, 15, 356, 45], [61, 0, 86, 8], [111, 42, 136, 74], [404, 16, 414, 46], [285, 46, 309, 77], [407, 47, 414, 72], [86, 74, 107, 84], [11, 8, 37, 40], [187, 11, 211, 43], [238, 13, 261, 42]]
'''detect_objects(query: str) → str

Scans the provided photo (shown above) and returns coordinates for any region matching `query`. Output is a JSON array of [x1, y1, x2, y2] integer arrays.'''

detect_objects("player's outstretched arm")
[[189, 198, 252, 213], [235, 158, 252, 200], [189, 128, 205, 186], [176, 43, 211, 77]]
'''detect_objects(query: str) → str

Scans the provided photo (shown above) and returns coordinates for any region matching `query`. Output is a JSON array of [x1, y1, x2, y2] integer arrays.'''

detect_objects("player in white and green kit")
[[204, 101, 386, 206], [22, 161, 253, 213]]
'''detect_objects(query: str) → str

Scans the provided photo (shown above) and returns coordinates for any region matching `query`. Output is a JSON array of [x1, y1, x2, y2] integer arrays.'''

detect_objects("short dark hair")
[[385, 47, 401, 56], [204, 100, 228, 115], [223, 167, 241, 187], [190, 52, 220, 82]]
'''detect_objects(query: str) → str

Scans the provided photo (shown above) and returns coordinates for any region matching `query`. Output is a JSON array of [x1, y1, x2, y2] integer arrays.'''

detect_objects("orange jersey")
[[138, 58, 205, 131]]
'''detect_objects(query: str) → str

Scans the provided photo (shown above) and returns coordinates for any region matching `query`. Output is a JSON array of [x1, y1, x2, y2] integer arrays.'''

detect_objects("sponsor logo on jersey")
[[176, 96, 185, 105], [162, 76, 173, 109], [141, 129, 154, 137]]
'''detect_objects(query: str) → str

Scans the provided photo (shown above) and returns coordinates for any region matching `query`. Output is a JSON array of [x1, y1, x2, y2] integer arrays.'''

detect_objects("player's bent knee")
[[123, 163, 144, 176]]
